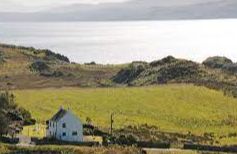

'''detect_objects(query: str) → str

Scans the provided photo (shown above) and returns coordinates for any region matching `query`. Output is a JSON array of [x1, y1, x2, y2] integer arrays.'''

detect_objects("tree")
[[0, 91, 35, 138], [0, 113, 9, 136], [0, 92, 13, 137]]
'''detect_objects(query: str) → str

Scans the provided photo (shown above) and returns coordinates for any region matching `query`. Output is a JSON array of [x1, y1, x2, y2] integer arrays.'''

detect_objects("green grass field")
[[0, 144, 139, 154], [13, 84, 237, 145], [0, 144, 233, 154]]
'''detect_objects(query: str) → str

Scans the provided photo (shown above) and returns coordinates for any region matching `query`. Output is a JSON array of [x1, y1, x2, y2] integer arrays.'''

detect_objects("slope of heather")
[[113, 56, 237, 97], [0, 44, 122, 89]]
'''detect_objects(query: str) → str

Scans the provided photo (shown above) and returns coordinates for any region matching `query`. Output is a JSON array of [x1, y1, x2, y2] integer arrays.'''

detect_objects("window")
[[62, 132, 66, 136], [62, 123, 66, 128], [72, 131, 77, 136]]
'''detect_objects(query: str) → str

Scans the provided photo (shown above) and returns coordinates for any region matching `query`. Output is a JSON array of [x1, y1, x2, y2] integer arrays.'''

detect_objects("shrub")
[[115, 134, 138, 145], [42, 49, 70, 63], [40, 71, 64, 78], [18, 107, 36, 125], [222, 63, 237, 74], [113, 61, 148, 84], [156, 61, 200, 83], [85, 61, 96, 65], [52, 71, 64, 77], [150, 56, 178, 67], [0, 51, 5, 64], [203, 56, 233, 69], [30, 60, 49, 73]]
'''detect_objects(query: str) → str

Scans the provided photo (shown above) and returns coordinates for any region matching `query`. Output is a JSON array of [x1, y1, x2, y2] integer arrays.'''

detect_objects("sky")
[[0, 0, 229, 13], [0, 0, 129, 12]]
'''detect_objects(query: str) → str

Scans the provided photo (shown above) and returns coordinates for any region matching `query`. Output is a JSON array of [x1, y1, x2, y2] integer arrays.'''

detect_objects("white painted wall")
[[46, 121, 57, 137], [46, 111, 83, 142]]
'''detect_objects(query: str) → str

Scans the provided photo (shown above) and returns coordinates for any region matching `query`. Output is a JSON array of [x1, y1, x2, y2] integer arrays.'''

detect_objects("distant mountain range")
[[0, 0, 237, 21]]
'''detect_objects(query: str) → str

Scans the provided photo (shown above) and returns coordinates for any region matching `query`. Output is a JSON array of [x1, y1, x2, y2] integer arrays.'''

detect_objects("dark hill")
[[113, 56, 237, 97], [202, 56, 233, 69], [203, 56, 237, 74]]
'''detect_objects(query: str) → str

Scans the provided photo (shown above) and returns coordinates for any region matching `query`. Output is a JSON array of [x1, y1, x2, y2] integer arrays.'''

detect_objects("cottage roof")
[[50, 108, 68, 122]]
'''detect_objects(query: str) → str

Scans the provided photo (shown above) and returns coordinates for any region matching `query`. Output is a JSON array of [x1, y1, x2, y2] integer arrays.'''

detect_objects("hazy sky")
[[0, 0, 129, 12], [0, 0, 227, 12]]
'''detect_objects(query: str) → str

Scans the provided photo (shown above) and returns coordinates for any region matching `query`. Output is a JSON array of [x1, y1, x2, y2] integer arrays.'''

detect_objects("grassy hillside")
[[113, 56, 237, 97], [0, 144, 139, 154], [0, 44, 122, 89], [2, 43, 237, 145], [0, 144, 232, 154], [1, 43, 237, 97], [13, 84, 237, 145]]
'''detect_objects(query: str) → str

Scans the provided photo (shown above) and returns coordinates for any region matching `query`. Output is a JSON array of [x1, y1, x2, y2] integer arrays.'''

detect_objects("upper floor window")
[[62, 123, 66, 128], [62, 132, 66, 136]]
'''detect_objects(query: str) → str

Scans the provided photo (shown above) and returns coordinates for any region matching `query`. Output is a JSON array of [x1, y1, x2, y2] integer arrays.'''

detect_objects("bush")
[[18, 107, 36, 125], [113, 61, 148, 84], [42, 49, 70, 63], [222, 63, 237, 74], [115, 134, 138, 145], [203, 56, 233, 69], [150, 56, 178, 67], [137, 142, 170, 148], [52, 71, 64, 77], [85, 61, 96, 65], [0, 51, 5, 64], [40, 71, 64, 78], [30, 60, 49, 72], [156, 61, 200, 84]]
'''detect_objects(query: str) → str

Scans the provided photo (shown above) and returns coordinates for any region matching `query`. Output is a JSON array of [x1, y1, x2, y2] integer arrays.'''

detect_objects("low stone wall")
[[137, 142, 170, 149]]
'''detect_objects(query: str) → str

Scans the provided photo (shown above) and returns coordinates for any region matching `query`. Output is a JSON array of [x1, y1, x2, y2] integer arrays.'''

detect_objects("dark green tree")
[[0, 112, 9, 136], [0, 91, 13, 137], [0, 91, 35, 138]]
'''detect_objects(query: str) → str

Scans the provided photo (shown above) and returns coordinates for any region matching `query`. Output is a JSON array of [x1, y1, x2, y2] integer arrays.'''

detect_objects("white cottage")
[[46, 108, 83, 142]]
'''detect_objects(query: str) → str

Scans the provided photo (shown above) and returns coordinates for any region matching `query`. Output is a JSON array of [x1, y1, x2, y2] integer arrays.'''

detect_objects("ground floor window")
[[72, 131, 78, 136], [62, 132, 66, 136]]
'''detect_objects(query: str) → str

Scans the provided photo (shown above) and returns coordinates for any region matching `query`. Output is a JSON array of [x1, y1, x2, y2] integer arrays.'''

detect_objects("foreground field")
[[1, 144, 234, 154], [14, 84, 237, 144], [0, 144, 139, 154], [144, 148, 235, 154]]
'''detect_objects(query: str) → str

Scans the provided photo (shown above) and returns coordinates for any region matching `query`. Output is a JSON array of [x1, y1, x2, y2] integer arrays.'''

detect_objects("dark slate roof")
[[50, 108, 68, 122]]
